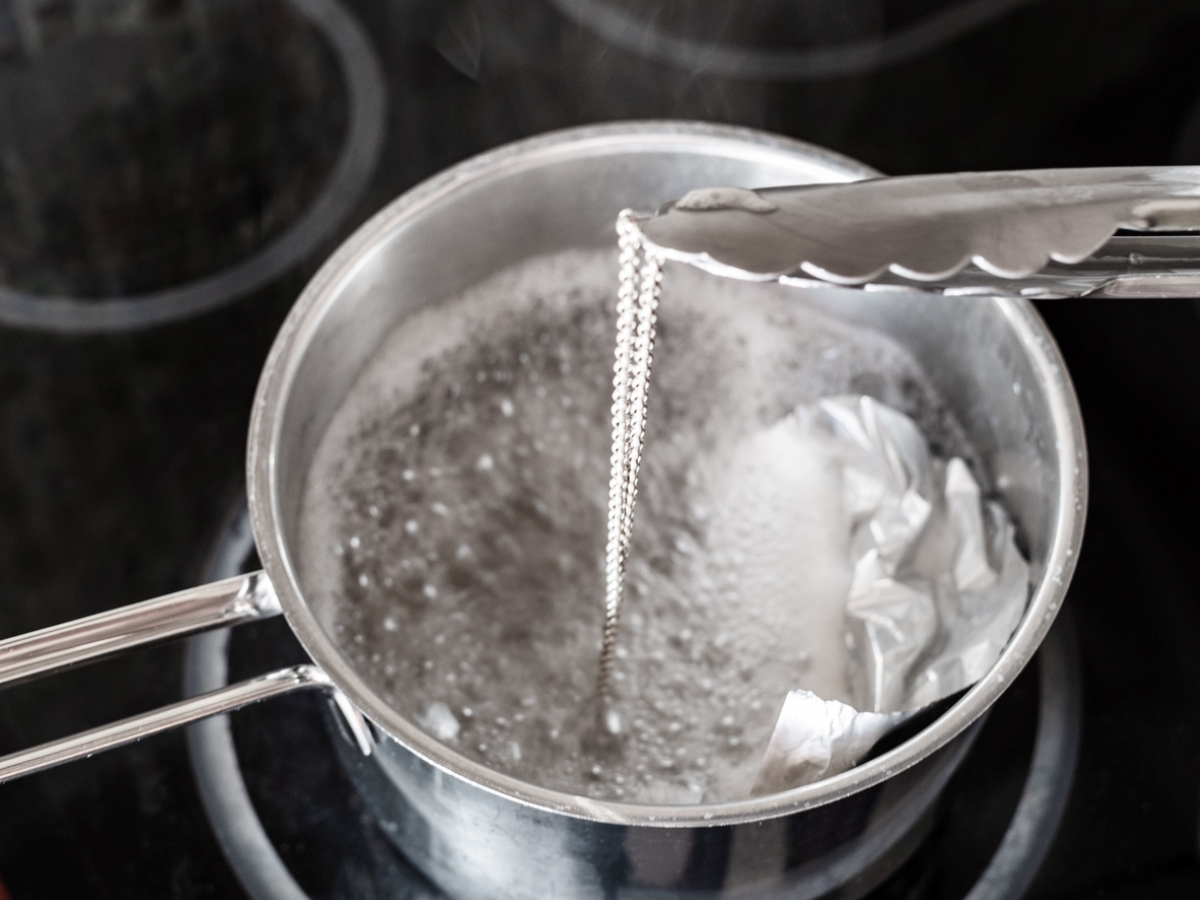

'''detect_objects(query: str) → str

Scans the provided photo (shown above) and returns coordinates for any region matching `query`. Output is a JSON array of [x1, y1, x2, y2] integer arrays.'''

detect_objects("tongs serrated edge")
[[634, 168, 1200, 300]]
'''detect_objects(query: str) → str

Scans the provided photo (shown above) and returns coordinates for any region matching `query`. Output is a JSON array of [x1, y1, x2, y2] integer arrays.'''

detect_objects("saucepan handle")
[[0, 664, 333, 783], [0, 572, 280, 688], [0, 572, 374, 783]]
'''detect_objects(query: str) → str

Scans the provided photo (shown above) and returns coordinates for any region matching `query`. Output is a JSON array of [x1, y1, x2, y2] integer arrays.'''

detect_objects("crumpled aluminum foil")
[[753, 396, 1029, 795]]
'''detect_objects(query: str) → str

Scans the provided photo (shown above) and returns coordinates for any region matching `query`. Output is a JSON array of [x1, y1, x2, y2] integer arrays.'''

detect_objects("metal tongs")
[[633, 167, 1200, 299]]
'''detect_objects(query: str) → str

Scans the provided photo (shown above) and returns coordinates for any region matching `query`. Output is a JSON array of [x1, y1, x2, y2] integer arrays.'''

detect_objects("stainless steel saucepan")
[[0, 122, 1086, 900]]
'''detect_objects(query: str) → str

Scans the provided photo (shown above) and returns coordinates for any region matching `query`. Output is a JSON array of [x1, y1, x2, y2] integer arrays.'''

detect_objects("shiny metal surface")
[[0, 571, 280, 688], [246, 122, 1085, 898], [0, 664, 330, 784], [636, 168, 1200, 295], [186, 505, 1081, 900], [337, 704, 982, 900], [0, 560, 376, 780], [185, 509, 319, 900], [0, 122, 1088, 900], [600, 212, 664, 702], [828, 234, 1200, 299]]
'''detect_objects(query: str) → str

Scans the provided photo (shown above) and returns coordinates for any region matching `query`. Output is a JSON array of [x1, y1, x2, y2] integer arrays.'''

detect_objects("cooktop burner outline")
[[184, 503, 1080, 900], [545, 0, 1045, 81], [0, 0, 385, 333]]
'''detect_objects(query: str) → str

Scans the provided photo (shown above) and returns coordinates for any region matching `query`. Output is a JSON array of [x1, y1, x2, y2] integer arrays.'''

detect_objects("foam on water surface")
[[298, 248, 970, 803]]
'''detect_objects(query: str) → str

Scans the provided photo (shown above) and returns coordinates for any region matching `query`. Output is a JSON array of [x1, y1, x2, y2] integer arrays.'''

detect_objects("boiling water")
[[299, 248, 971, 804]]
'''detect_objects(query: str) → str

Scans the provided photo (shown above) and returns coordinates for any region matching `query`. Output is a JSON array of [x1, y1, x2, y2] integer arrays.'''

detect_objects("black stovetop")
[[2, 1, 1200, 897]]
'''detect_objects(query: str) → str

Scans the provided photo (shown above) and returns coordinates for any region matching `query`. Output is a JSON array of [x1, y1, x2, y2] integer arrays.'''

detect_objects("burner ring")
[[962, 607, 1081, 900], [184, 504, 1081, 899], [0, 0, 385, 333], [547, 0, 1045, 81]]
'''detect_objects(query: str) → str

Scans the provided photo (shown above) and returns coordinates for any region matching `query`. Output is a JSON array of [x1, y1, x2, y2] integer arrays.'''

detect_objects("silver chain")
[[598, 211, 663, 709]]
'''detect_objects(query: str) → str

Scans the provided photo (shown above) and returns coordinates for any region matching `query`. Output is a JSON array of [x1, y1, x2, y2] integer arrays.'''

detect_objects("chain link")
[[598, 212, 663, 708]]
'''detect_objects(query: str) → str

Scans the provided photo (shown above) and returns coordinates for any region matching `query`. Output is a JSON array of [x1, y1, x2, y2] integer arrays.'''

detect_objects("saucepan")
[[0, 122, 1086, 899]]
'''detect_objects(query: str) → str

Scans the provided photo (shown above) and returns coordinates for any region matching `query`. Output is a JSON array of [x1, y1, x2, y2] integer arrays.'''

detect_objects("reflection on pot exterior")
[[183, 495, 1083, 900], [330, 706, 978, 900]]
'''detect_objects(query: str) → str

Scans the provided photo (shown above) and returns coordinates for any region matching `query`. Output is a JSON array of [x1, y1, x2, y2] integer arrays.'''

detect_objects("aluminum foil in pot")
[[754, 396, 1029, 794]]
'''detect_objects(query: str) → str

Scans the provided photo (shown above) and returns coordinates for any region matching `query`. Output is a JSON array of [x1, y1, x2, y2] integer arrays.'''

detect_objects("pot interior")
[[253, 123, 1084, 821]]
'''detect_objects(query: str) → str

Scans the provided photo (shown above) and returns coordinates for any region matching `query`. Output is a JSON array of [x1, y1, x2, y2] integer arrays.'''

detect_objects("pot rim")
[[247, 120, 1088, 828]]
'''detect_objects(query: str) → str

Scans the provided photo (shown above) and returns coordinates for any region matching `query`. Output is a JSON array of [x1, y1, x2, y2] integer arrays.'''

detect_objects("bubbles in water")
[[422, 702, 460, 742], [299, 248, 973, 804]]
